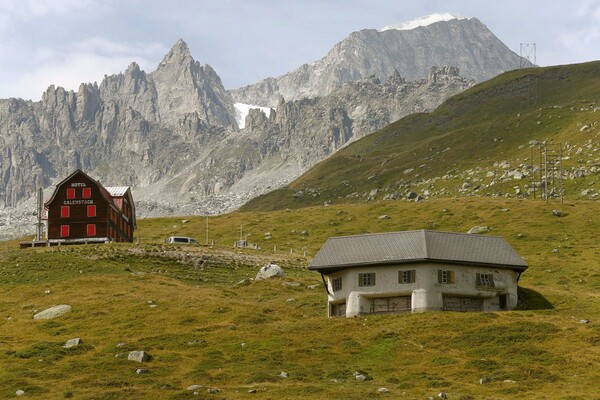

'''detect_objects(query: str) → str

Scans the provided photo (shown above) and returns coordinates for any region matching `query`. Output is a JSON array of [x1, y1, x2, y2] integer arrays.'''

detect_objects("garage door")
[[443, 296, 483, 312], [370, 296, 411, 314]]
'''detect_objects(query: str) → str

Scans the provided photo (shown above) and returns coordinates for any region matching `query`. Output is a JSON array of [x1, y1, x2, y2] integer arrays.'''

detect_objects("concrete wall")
[[326, 262, 519, 317]]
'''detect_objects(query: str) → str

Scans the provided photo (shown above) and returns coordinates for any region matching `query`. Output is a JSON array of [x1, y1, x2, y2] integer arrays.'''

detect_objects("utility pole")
[[35, 188, 44, 241]]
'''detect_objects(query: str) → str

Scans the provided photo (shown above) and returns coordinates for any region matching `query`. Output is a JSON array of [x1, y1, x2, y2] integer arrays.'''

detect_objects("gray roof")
[[106, 186, 130, 197], [309, 230, 528, 273]]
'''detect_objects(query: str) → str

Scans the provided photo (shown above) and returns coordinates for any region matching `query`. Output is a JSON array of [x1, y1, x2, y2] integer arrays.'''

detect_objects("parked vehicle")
[[165, 236, 198, 245]]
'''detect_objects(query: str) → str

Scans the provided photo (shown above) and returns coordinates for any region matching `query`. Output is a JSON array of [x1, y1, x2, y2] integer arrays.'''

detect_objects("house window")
[[399, 270, 416, 284], [438, 270, 455, 284], [87, 224, 96, 236], [60, 225, 69, 237], [476, 273, 495, 287], [61, 206, 70, 218], [358, 272, 375, 287], [82, 188, 92, 199], [332, 277, 342, 292], [87, 205, 97, 217], [66, 188, 75, 199]]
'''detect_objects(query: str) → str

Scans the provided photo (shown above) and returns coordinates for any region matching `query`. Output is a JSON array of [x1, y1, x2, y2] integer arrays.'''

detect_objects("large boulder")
[[33, 305, 72, 320], [128, 351, 152, 362], [255, 263, 285, 281], [467, 226, 491, 234], [63, 338, 83, 348]]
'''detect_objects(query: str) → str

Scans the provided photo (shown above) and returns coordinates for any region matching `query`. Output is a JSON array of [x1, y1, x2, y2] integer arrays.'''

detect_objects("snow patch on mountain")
[[379, 13, 469, 32], [234, 103, 273, 129]]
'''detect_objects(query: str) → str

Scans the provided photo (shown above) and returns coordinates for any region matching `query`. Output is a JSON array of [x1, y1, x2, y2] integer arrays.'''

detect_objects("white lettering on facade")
[[71, 182, 87, 187], [63, 200, 94, 205]]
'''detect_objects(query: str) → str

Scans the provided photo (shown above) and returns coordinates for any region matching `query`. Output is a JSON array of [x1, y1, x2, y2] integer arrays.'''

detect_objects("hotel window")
[[87, 224, 96, 236], [60, 225, 69, 237], [66, 188, 75, 199], [358, 272, 376, 287], [82, 188, 92, 199], [61, 206, 70, 218], [332, 277, 342, 292], [399, 270, 416, 284], [476, 273, 495, 288], [438, 270, 455, 284], [87, 205, 97, 217]]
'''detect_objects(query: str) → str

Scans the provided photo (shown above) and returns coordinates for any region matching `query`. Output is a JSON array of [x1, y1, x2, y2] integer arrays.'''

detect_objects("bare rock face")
[[100, 62, 158, 123], [150, 39, 237, 128], [166, 66, 473, 213], [231, 17, 529, 106], [0, 39, 235, 212]]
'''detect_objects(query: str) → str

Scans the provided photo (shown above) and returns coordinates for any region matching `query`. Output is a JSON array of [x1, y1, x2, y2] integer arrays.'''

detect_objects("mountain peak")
[[156, 39, 194, 69], [171, 38, 190, 54], [378, 13, 471, 32]]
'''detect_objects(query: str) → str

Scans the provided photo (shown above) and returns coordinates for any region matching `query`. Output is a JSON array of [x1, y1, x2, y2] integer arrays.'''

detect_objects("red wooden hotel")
[[42, 169, 136, 244]]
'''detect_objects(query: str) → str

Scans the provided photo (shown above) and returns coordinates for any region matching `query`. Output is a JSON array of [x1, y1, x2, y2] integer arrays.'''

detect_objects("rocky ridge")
[[231, 17, 530, 106], [0, 61, 473, 240]]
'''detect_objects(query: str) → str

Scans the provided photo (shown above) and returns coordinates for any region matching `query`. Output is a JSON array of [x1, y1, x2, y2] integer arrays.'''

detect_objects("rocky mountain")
[[0, 56, 472, 239], [231, 15, 530, 107], [0, 40, 234, 209], [1, 14, 531, 239], [143, 66, 473, 211]]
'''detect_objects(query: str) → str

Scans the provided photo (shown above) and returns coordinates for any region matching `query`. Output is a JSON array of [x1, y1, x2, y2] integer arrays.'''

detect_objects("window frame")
[[60, 225, 70, 237], [87, 224, 96, 237], [398, 269, 416, 284], [66, 188, 75, 199], [332, 277, 342, 292], [60, 206, 70, 218], [358, 272, 376, 287], [87, 204, 97, 217], [82, 187, 92, 199], [438, 269, 455, 284], [476, 273, 495, 288]]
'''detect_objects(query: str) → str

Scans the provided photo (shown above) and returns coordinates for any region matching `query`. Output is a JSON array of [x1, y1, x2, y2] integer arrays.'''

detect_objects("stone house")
[[308, 230, 528, 317]]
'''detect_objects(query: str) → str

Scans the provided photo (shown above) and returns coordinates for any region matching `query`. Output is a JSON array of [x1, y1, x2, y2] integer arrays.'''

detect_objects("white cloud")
[[560, 26, 600, 62], [556, 0, 600, 64], [0, 0, 98, 36], [0, 38, 167, 100], [0, 0, 100, 19]]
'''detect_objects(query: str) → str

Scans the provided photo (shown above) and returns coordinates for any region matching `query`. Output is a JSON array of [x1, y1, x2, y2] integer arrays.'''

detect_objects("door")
[[331, 303, 346, 317]]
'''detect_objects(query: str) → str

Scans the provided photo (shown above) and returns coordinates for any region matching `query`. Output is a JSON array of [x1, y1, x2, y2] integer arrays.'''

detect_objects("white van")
[[165, 236, 199, 245]]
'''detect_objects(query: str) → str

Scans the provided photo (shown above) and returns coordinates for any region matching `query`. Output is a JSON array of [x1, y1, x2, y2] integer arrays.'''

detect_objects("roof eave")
[[309, 258, 528, 274]]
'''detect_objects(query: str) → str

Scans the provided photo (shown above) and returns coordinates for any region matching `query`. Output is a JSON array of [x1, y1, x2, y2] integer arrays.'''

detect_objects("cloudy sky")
[[0, 0, 598, 101]]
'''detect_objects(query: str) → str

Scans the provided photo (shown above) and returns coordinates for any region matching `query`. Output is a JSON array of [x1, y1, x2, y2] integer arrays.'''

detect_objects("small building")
[[42, 169, 136, 244], [308, 230, 528, 317]]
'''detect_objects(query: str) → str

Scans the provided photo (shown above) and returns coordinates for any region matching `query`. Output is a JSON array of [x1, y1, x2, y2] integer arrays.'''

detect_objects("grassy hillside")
[[242, 61, 600, 212], [2, 197, 600, 399]]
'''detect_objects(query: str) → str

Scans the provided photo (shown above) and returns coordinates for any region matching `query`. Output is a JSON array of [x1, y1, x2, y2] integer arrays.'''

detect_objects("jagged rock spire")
[[156, 39, 194, 70]]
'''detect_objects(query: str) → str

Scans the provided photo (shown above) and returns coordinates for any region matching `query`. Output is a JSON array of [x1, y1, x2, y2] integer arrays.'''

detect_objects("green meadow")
[[1, 197, 599, 399]]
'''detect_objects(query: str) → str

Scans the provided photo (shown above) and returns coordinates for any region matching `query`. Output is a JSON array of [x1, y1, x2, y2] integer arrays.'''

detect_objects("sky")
[[0, 0, 599, 101]]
